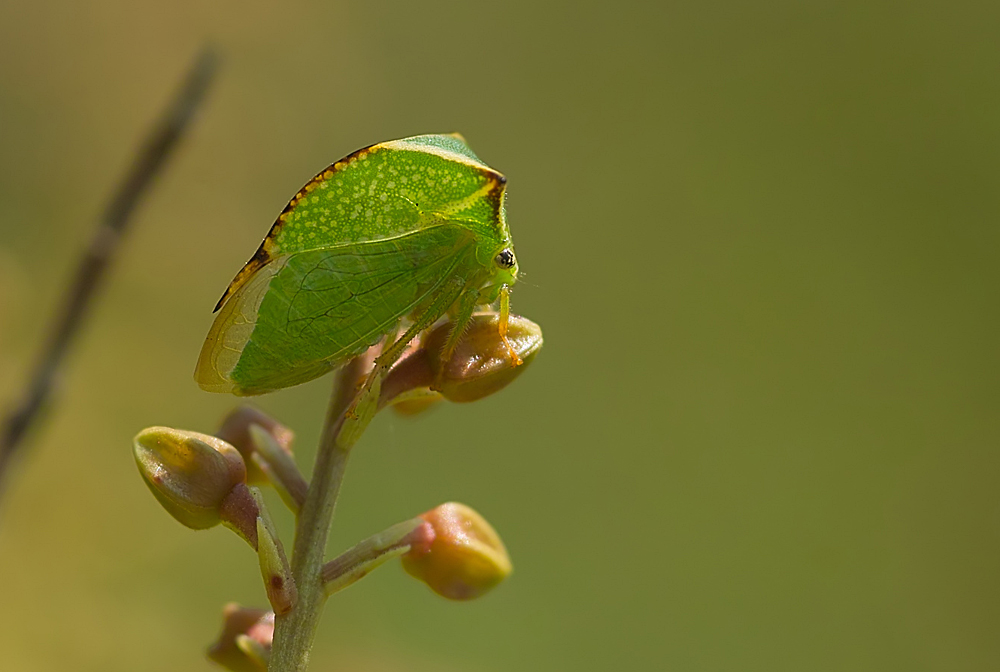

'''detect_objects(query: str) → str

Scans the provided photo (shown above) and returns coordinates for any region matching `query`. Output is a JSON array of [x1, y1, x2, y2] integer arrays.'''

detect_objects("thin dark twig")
[[0, 48, 219, 497]]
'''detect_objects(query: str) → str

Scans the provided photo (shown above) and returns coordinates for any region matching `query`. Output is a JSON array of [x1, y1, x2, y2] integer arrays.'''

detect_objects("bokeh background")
[[1, 1, 998, 670]]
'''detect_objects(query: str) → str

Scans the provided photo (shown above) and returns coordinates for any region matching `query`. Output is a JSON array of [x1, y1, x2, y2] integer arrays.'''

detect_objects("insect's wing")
[[196, 224, 476, 396]]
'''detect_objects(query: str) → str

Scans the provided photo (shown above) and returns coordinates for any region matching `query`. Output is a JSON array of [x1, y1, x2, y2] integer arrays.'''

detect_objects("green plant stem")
[[268, 356, 371, 672], [320, 517, 425, 596]]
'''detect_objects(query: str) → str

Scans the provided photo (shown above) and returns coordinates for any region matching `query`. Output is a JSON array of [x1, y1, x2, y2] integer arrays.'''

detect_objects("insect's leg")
[[499, 285, 510, 337], [498, 286, 522, 366], [343, 278, 466, 427], [378, 279, 464, 369], [379, 319, 402, 358], [439, 285, 480, 363]]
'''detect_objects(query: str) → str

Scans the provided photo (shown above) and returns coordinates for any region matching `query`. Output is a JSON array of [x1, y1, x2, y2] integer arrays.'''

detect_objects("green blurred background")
[[1, 1, 998, 670]]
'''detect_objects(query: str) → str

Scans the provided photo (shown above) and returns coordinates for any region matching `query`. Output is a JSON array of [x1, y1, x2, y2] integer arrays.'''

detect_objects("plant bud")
[[215, 406, 294, 484], [425, 313, 542, 403], [206, 603, 273, 672], [133, 427, 248, 531], [390, 389, 443, 416], [401, 502, 512, 600], [252, 489, 297, 614], [247, 424, 308, 512]]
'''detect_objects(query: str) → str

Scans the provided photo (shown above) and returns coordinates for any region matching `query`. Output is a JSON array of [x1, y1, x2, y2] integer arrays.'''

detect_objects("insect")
[[195, 133, 519, 396]]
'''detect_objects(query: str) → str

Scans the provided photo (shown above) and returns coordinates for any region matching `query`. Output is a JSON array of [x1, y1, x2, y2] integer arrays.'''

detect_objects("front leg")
[[439, 283, 481, 364], [497, 286, 522, 366], [339, 277, 466, 444]]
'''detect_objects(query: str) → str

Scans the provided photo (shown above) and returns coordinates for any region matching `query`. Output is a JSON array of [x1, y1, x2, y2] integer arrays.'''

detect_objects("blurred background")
[[1, 1, 998, 670]]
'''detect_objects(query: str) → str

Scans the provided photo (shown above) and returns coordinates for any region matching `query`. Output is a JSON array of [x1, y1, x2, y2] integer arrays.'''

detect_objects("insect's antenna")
[[513, 273, 541, 290]]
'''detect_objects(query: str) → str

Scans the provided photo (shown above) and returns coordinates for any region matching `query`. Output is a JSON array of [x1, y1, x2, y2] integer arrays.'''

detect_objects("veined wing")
[[196, 224, 476, 395]]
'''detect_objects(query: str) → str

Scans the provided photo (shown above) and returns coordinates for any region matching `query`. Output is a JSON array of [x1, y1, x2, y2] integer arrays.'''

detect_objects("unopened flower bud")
[[134, 427, 248, 531], [401, 502, 512, 600], [207, 603, 274, 672], [426, 313, 542, 403], [215, 406, 294, 485], [247, 424, 308, 513]]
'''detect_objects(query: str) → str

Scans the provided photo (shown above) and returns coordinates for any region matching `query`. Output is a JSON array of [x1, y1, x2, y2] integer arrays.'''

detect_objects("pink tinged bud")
[[245, 423, 308, 513], [133, 427, 250, 532], [405, 519, 437, 556], [426, 313, 543, 403], [215, 406, 295, 485], [207, 603, 274, 672], [401, 502, 512, 601]]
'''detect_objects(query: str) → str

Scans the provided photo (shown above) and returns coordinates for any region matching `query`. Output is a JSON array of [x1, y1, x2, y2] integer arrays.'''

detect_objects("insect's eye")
[[495, 249, 516, 269]]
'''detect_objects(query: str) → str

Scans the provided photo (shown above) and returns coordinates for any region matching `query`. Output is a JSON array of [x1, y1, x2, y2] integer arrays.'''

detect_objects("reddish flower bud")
[[401, 502, 512, 600], [215, 406, 294, 485], [425, 313, 542, 403], [206, 603, 274, 672]]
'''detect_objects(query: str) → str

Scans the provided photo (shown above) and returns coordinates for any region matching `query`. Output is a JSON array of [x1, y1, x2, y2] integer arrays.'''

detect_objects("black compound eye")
[[495, 248, 516, 269]]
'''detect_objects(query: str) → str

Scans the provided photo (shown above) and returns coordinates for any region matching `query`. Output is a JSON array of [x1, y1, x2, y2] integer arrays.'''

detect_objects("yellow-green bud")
[[401, 502, 512, 601], [133, 427, 256, 545], [426, 313, 542, 403], [390, 389, 443, 416], [252, 489, 297, 614], [206, 603, 273, 672]]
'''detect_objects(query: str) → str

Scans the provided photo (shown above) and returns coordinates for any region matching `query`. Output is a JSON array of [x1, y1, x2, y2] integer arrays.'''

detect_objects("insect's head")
[[478, 246, 518, 305], [493, 247, 518, 285]]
